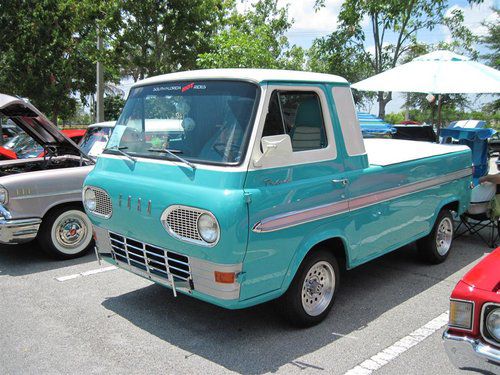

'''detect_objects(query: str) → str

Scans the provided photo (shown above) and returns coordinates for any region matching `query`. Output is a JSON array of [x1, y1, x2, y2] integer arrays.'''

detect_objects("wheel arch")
[[41, 200, 84, 219], [280, 229, 351, 293]]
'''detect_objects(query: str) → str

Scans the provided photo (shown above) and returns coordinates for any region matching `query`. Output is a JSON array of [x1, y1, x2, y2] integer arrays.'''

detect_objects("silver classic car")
[[0, 94, 115, 259]]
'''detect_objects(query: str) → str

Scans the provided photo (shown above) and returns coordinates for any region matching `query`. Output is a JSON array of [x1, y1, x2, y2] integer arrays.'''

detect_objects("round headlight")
[[84, 188, 97, 211], [197, 213, 219, 243], [0, 187, 8, 205], [485, 308, 500, 342]]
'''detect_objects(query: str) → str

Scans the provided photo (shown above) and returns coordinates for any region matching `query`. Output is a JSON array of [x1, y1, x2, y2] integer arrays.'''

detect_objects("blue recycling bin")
[[439, 127, 496, 183]]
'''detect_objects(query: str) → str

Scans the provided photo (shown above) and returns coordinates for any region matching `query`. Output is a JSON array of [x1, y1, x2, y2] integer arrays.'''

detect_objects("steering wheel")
[[213, 142, 240, 159]]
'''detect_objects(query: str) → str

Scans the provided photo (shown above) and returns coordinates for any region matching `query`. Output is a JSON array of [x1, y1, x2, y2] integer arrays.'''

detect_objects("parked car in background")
[[0, 94, 114, 259], [1, 123, 22, 143], [443, 247, 500, 372], [0, 128, 85, 160], [78, 121, 115, 157]]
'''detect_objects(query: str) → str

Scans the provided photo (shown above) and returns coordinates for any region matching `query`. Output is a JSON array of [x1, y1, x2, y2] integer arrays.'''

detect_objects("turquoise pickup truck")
[[83, 69, 472, 326]]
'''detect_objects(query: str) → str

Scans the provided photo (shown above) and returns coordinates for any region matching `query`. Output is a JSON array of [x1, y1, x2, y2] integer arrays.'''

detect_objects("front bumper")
[[0, 217, 42, 244], [93, 226, 243, 306], [443, 330, 500, 372]]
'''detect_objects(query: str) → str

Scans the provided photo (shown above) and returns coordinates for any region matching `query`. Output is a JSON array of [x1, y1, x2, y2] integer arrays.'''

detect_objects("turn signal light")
[[214, 271, 235, 284]]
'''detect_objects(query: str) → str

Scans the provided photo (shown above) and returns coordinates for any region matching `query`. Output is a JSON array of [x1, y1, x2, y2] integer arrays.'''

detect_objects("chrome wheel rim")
[[301, 261, 335, 316], [436, 217, 453, 256], [55, 217, 87, 249]]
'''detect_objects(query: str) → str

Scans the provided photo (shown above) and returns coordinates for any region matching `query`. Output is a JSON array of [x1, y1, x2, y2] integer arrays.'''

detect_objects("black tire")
[[37, 206, 94, 260], [416, 209, 454, 264], [280, 249, 339, 327]]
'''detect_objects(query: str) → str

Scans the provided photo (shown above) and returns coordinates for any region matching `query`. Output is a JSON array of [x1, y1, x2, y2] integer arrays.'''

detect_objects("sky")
[[274, 0, 499, 113]]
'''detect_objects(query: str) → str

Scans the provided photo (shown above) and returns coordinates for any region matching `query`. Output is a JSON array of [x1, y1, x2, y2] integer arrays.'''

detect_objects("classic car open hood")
[[462, 247, 500, 292], [0, 94, 86, 158]]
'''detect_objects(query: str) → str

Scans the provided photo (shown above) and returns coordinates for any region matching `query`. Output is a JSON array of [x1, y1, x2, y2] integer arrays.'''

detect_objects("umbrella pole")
[[437, 94, 443, 130]]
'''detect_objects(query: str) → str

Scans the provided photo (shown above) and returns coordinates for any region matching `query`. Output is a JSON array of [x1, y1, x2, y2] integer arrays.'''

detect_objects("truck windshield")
[[106, 80, 259, 165]]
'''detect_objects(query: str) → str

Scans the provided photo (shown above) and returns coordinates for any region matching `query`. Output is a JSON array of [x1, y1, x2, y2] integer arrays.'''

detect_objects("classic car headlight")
[[197, 213, 219, 244], [83, 188, 97, 211], [0, 187, 8, 205], [449, 300, 473, 330], [485, 307, 500, 342]]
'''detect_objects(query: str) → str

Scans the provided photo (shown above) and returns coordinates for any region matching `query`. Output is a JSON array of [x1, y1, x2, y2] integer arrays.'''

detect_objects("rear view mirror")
[[253, 134, 293, 167]]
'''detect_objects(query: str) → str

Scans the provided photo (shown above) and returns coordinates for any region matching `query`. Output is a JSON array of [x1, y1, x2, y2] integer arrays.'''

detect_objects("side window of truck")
[[262, 91, 327, 152]]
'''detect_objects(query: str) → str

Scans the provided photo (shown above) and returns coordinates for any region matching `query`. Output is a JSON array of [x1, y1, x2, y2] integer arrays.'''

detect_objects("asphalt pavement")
[[0, 231, 495, 375]]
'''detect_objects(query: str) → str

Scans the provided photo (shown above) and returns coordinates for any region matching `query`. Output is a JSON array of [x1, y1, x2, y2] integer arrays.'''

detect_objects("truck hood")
[[0, 94, 83, 158], [462, 247, 500, 292]]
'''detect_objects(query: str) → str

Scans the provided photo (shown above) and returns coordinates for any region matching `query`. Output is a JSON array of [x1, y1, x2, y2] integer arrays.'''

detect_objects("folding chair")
[[455, 212, 500, 248]]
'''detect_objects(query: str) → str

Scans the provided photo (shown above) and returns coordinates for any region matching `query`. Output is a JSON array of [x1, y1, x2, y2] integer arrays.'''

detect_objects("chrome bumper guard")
[[0, 217, 42, 244], [93, 226, 242, 300], [443, 330, 500, 372]]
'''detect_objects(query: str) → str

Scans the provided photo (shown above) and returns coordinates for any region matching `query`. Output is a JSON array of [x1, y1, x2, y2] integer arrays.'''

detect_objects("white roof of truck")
[[133, 69, 348, 87], [365, 138, 470, 166]]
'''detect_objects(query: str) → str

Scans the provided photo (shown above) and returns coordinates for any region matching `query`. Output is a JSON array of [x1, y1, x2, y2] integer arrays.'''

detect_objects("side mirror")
[[253, 134, 293, 168]]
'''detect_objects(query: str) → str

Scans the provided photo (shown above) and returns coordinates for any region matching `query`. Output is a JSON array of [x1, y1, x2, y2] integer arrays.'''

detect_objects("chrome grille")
[[90, 187, 112, 218], [108, 232, 191, 281], [164, 207, 203, 242]]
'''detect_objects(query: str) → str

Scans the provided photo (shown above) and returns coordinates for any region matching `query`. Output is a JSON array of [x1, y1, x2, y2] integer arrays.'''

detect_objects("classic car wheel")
[[280, 249, 339, 327], [417, 209, 454, 264], [38, 207, 94, 260]]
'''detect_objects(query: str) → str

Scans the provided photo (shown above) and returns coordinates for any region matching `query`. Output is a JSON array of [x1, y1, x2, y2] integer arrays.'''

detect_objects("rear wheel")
[[37, 207, 94, 260], [281, 249, 339, 327], [417, 209, 454, 264]]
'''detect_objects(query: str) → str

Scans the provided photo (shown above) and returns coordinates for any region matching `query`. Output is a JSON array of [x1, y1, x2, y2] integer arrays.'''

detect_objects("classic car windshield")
[[5, 132, 42, 158], [79, 126, 113, 157], [106, 80, 259, 165]]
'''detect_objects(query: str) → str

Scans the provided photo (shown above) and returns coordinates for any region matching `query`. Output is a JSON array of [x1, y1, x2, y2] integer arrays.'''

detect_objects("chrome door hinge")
[[244, 192, 252, 204]]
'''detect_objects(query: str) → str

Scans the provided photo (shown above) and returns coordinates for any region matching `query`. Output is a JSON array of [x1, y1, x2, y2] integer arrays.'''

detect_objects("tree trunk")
[[51, 111, 58, 126], [377, 91, 392, 119]]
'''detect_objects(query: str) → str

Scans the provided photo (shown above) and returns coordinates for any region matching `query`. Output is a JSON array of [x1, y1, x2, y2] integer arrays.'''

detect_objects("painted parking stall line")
[[55, 265, 117, 282], [344, 311, 449, 375]]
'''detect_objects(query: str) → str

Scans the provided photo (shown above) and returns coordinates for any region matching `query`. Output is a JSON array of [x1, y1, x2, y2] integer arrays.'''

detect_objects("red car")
[[0, 128, 85, 159], [443, 247, 500, 372]]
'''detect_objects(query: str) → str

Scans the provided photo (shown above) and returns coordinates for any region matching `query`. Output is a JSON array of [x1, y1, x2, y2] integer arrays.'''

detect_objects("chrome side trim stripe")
[[253, 167, 471, 233], [253, 201, 349, 233]]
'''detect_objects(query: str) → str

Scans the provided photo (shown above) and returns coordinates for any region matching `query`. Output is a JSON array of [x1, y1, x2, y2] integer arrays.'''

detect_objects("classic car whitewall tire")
[[417, 209, 454, 264], [38, 207, 94, 260], [280, 249, 339, 327]]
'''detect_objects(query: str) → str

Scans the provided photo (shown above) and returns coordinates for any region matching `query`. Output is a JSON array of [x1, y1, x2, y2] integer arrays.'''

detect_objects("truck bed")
[[364, 138, 470, 166]]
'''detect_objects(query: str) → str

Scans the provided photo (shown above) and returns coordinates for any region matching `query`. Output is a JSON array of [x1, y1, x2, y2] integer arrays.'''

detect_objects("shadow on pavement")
[[0, 242, 95, 276], [102, 238, 490, 374]]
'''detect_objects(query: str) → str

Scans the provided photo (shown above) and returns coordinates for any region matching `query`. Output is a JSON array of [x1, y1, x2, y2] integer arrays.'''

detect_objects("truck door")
[[241, 84, 349, 300]]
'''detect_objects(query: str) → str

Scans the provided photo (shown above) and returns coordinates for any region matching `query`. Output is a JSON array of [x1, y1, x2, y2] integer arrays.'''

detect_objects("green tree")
[[481, 8, 500, 114], [104, 95, 125, 121], [0, 0, 121, 124], [308, 31, 375, 107], [197, 0, 305, 69], [113, 0, 228, 81], [314, 0, 483, 118]]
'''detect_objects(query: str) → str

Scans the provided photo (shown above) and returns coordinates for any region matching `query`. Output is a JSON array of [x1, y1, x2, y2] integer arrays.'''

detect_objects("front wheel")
[[280, 249, 339, 327], [37, 207, 94, 260], [416, 209, 454, 264]]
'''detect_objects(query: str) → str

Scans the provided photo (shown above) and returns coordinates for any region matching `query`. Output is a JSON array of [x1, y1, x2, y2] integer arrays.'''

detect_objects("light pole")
[[96, 33, 104, 123]]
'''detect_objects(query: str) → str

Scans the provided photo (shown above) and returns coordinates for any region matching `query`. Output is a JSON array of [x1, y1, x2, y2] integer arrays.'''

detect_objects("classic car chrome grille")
[[90, 187, 112, 218], [108, 232, 191, 281], [164, 207, 203, 242]]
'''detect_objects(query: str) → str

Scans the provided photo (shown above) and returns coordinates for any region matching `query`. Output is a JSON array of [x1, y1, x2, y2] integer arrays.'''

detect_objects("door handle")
[[332, 178, 349, 186]]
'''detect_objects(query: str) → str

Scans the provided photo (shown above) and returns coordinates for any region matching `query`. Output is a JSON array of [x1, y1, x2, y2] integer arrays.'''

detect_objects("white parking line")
[[55, 265, 118, 282], [344, 311, 449, 375]]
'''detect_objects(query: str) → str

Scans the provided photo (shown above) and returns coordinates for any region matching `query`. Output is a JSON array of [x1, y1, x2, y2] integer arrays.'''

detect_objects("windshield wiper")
[[148, 148, 196, 170], [105, 146, 136, 162]]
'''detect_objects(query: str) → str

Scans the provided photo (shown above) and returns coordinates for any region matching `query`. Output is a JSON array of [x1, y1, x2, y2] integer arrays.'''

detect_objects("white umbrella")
[[352, 50, 500, 94]]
